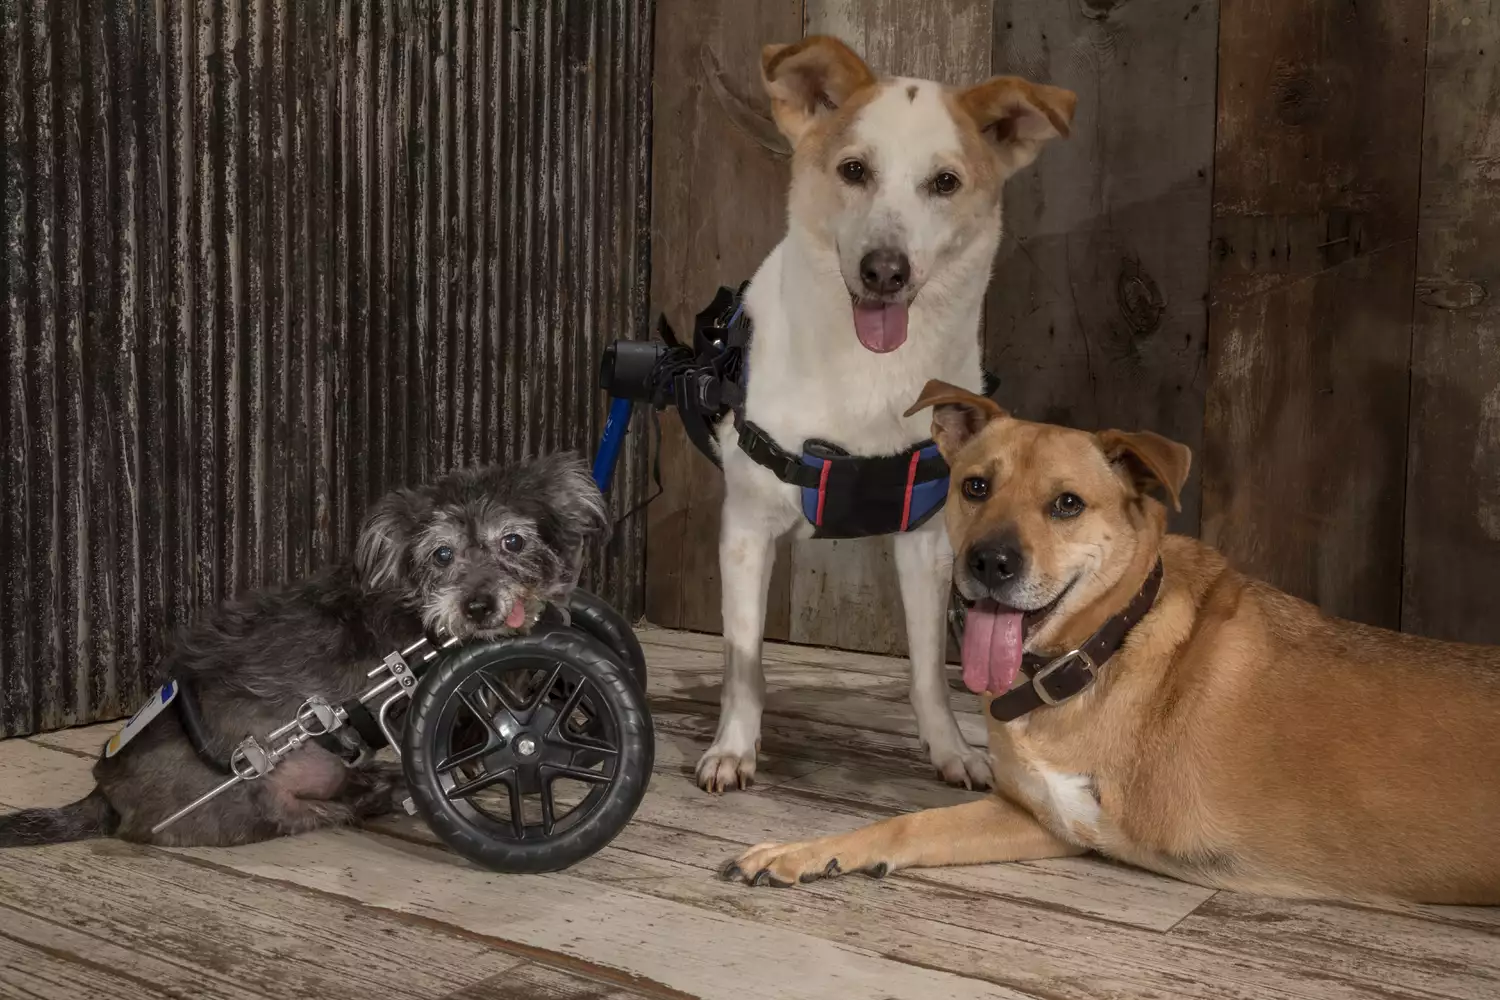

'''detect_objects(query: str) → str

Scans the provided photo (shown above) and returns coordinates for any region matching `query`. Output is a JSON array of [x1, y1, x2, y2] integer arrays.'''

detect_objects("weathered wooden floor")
[[1, 626, 1496, 1000]]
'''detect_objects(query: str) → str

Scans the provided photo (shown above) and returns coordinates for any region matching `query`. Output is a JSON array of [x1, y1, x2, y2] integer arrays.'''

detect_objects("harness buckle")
[[1032, 649, 1096, 706]]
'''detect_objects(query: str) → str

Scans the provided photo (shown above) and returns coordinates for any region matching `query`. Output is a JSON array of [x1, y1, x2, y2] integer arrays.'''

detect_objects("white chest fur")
[[1010, 753, 1103, 845]]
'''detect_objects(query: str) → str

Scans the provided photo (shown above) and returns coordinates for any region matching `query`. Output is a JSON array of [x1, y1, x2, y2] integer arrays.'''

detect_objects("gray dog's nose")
[[967, 541, 1023, 591], [859, 248, 910, 296], [464, 595, 495, 621]]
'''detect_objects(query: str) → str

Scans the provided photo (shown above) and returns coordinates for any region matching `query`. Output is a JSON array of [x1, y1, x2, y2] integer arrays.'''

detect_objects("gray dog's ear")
[[542, 452, 611, 545], [353, 488, 423, 591]]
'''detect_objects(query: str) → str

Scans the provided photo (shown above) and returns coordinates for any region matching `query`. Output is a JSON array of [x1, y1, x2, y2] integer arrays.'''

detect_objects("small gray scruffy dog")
[[0, 453, 608, 848]]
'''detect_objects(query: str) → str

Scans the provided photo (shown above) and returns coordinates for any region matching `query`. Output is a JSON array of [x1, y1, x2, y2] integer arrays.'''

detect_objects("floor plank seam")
[[649, 695, 987, 749], [26, 736, 101, 761], [150, 842, 698, 1000], [0, 915, 259, 1000], [1161, 889, 1220, 933]]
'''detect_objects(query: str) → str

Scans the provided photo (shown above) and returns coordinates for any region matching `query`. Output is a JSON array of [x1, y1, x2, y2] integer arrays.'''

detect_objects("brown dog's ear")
[[1095, 430, 1192, 513], [956, 76, 1076, 175], [761, 36, 876, 145], [904, 379, 1008, 460]]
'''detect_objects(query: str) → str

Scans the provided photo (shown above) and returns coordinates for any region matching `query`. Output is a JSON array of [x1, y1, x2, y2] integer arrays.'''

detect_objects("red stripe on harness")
[[899, 450, 922, 531], [816, 458, 840, 527], [815, 459, 832, 526]]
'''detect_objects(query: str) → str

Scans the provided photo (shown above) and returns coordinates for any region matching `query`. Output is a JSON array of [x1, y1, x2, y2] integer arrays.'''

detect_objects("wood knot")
[[1271, 68, 1325, 126], [1079, 0, 1124, 18], [1416, 278, 1488, 311], [1117, 260, 1164, 335]]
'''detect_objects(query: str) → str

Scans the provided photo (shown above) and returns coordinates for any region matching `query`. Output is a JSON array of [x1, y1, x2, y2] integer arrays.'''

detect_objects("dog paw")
[[696, 746, 758, 793], [719, 843, 889, 888], [930, 745, 994, 790]]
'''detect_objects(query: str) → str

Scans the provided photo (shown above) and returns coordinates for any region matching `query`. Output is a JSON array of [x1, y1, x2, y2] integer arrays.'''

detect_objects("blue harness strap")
[[783, 437, 949, 539]]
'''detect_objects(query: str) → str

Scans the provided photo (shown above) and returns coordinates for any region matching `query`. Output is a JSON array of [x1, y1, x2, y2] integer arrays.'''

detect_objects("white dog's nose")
[[859, 248, 910, 295]]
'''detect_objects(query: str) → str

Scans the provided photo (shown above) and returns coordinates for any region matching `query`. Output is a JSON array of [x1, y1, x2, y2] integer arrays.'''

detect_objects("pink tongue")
[[504, 599, 527, 629], [852, 302, 909, 353], [961, 600, 1024, 696]]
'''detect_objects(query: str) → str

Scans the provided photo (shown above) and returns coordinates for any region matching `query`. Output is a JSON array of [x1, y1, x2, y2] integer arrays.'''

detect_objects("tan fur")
[[727, 382, 1500, 904]]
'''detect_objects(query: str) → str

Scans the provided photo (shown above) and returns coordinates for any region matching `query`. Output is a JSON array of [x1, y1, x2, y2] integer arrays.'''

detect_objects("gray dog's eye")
[[434, 546, 455, 565], [501, 533, 526, 554]]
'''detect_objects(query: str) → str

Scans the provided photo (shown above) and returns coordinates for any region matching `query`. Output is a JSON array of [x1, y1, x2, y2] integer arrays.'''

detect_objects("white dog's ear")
[[904, 380, 1008, 462], [956, 76, 1075, 175], [354, 490, 420, 592], [761, 35, 875, 145]]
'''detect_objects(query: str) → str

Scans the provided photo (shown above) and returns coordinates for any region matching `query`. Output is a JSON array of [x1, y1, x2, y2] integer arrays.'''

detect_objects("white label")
[[104, 681, 179, 758]]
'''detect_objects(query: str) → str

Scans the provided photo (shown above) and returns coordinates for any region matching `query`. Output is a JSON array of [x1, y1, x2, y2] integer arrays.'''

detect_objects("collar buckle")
[[1032, 648, 1096, 706]]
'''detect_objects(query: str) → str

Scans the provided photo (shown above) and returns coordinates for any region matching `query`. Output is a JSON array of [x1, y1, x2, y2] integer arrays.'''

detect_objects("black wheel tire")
[[401, 625, 654, 874], [565, 588, 647, 691]]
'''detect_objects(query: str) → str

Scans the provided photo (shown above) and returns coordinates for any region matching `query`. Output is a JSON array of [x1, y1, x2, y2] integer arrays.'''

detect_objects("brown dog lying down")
[[722, 380, 1500, 904]]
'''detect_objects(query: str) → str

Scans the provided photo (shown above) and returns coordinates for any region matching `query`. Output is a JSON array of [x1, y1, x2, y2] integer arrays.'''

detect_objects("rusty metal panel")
[[0, 0, 654, 738]]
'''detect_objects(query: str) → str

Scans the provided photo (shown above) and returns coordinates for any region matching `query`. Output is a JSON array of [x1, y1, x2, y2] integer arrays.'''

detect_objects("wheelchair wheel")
[[401, 625, 654, 873], [565, 587, 647, 691]]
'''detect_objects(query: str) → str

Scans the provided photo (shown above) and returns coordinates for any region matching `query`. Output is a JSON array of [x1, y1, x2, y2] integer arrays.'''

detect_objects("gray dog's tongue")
[[962, 599, 1024, 695], [852, 302, 909, 353]]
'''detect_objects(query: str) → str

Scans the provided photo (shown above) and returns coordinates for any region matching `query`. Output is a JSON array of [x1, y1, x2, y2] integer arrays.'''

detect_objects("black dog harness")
[[662, 285, 998, 540], [988, 560, 1165, 723]]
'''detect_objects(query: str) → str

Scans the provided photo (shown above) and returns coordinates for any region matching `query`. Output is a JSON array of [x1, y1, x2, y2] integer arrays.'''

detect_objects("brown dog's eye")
[[1051, 493, 1086, 519], [932, 171, 961, 196], [501, 533, 525, 553], [434, 546, 455, 566], [961, 477, 989, 501], [838, 159, 867, 185]]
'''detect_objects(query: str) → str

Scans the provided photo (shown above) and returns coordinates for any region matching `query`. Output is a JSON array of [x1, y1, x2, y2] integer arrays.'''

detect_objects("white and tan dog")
[[697, 36, 1076, 792]]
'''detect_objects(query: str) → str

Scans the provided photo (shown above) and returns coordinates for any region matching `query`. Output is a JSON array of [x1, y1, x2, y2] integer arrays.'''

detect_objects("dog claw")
[[718, 861, 744, 882], [752, 868, 772, 887], [799, 857, 842, 884], [862, 862, 889, 879]]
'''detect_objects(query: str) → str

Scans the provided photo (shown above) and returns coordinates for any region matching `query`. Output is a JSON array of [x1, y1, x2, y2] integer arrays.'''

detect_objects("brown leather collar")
[[988, 559, 1164, 723]]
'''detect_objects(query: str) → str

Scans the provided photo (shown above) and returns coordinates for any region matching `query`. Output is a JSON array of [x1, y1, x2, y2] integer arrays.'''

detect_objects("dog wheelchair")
[[145, 587, 652, 873]]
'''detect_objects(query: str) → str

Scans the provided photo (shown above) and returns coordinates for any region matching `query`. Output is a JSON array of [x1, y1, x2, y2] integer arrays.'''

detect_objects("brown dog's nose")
[[967, 541, 1023, 591], [859, 248, 910, 296], [464, 595, 496, 621]]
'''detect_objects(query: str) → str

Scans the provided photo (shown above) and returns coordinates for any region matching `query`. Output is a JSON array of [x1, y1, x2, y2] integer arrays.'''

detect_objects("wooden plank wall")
[[646, 0, 1219, 653], [646, 0, 1500, 652], [0, 0, 654, 738], [1403, 0, 1500, 643]]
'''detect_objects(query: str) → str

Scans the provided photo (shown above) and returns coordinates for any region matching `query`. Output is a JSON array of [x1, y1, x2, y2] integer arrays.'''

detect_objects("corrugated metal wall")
[[0, 0, 655, 739]]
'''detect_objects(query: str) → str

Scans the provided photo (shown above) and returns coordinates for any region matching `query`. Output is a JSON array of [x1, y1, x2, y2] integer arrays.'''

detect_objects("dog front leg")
[[720, 796, 1082, 887], [697, 491, 788, 793], [893, 524, 993, 789]]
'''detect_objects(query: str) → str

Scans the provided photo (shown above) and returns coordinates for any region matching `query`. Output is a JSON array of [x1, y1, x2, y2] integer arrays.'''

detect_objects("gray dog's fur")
[[0, 453, 608, 848]]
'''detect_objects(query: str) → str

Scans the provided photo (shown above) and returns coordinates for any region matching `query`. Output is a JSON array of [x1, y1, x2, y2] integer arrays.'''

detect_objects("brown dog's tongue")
[[852, 302, 909, 353], [505, 598, 527, 629], [961, 599, 1024, 695]]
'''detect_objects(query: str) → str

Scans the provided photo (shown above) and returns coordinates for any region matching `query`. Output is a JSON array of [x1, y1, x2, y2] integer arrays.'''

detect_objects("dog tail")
[[0, 788, 118, 847]]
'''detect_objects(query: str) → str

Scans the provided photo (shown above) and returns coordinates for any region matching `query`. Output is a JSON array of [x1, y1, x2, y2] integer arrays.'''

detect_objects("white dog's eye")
[[961, 477, 989, 501], [501, 533, 526, 553], [434, 546, 455, 565], [931, 171, 961, 196], [838, 159, 867, 185]]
